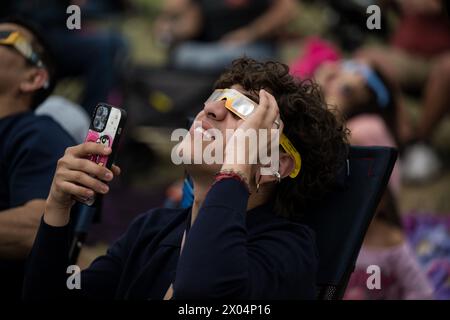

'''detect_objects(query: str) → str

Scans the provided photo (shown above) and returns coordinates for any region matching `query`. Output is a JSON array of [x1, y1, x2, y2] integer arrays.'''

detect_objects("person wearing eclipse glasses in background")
[[291, 42, 434, 299], [0, 18, 75, 299], [23, 58, 348, 300], [291, 46, 402, 193]]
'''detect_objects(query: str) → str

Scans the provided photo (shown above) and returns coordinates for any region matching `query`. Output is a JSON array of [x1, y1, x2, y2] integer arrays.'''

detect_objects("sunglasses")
[[0, 30, 45, 68], [206, 88, 301, 178], [341, 60, 389, 108]]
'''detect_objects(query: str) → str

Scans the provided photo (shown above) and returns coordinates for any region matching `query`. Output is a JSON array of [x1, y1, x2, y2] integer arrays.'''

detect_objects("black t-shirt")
[[194, 0, 273, 42], [0, 111, 75, 299]]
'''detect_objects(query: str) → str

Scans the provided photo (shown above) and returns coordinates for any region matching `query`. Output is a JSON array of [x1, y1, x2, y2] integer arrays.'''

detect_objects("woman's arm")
[[23, 142, 123, 299], [23, 212, 146, 300], [173, 178, 317, 299], [153, 0, 202, 44]]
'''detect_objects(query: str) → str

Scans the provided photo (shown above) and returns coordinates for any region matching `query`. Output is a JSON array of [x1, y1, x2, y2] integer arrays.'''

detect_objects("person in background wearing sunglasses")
[[296, 57, 402, 192], [291, 44, 433, 299], [23, 58, 348, 300], [0, 18, 75, 299]]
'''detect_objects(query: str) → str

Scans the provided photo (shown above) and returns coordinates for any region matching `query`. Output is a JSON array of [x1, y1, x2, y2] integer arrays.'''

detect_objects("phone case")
[[77, 103, 127, 206]]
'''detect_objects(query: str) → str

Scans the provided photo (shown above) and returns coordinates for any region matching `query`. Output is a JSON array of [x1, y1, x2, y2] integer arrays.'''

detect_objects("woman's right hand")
[[44, 142, 120, 226]]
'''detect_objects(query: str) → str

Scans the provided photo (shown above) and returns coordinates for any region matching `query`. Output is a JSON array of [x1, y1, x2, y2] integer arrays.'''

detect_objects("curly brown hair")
[[215, 58, 349, 220]]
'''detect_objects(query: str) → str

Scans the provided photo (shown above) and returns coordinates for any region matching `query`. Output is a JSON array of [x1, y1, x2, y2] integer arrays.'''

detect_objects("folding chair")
[[301, 146, 397, 299]]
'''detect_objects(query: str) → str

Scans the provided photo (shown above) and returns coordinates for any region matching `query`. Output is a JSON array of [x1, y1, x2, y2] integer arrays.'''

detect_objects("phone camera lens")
[[96, 106, 108, 117], [93, 117, 102, 129], [93, 106, 110, 131]]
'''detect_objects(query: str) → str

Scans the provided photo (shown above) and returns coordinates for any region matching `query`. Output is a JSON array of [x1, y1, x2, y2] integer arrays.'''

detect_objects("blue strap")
[[342, 60, 390, 108]]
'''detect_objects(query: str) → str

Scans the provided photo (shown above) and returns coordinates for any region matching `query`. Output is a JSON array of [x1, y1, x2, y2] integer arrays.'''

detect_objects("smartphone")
[[76, 103, 127, 206]]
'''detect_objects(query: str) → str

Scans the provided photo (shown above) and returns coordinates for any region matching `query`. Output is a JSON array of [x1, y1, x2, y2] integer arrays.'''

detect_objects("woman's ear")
[[279, 152, 295, 179], [19, 68, 49, 93], [255, 152, 295, 186]]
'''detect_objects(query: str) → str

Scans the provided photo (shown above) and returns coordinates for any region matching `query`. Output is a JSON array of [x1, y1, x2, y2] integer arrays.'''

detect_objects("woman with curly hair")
[[23, 58, 348, 300]]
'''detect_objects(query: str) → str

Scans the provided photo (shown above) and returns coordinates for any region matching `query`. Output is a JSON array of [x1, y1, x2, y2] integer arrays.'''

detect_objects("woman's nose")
[[203, 99, 228, 121]]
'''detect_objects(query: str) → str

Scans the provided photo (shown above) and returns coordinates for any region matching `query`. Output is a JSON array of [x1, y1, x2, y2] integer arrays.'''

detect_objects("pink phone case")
[[75, 103, 126, 206]]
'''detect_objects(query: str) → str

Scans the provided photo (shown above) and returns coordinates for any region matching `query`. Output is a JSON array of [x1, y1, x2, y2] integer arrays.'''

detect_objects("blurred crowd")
[[0, 0, 449, 300]]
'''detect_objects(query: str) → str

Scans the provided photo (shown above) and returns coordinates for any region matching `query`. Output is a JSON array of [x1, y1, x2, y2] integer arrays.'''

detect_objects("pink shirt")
[[344, 243, 434, 300]]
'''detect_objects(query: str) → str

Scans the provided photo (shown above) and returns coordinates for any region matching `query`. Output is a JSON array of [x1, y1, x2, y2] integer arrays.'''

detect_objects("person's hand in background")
[[221, 0, 298, 47], [220, 27, 255, 46], [152, 0, 202, 46]]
